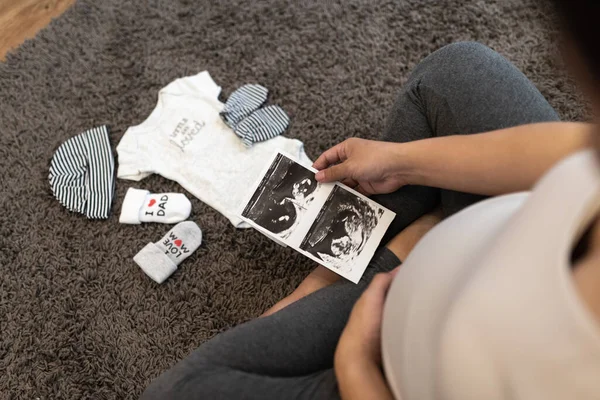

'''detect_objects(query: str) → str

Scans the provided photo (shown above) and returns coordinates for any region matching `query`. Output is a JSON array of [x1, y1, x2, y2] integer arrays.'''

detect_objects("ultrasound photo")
[[240, 151, 395, 283], [299, 185, 385, 273], [242, 153, 319, 239]]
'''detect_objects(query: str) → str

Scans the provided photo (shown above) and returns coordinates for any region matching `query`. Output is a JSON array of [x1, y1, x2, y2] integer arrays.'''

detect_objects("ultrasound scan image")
[[299, 185, 384, 272], [242, 153, 318, 239]]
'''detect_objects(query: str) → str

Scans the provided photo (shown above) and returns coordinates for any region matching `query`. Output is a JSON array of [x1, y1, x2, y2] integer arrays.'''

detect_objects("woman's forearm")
[[400, 122, 594, 195]]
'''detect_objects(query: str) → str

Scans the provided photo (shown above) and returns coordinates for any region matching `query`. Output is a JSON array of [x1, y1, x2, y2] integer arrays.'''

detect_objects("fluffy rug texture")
[[0, 0, 587, 398]]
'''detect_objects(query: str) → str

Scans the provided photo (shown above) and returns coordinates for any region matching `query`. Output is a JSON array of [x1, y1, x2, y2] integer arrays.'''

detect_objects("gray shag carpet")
[[0, 0, 587, 398]]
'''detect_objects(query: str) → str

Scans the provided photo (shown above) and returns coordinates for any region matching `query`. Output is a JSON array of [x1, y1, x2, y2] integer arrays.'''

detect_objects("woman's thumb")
[[316, 164, 347, 183]]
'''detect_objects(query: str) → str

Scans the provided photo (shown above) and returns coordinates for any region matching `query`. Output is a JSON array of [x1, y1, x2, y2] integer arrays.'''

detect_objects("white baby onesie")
[[116, 71, 311, 228]]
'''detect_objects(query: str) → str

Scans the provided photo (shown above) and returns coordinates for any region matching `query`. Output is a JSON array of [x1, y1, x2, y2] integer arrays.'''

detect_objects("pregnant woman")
[[143, 0, 600, 398]]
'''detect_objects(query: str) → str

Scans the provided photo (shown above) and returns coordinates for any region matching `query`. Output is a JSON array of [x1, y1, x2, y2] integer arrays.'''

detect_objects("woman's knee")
[[413, 41, 507, 87], [431, 41, 496, 62], [406, 41, 557, 130], [141, 374, 180, 400], [140, 362, 208, 400], [381, 42, 506, 143]]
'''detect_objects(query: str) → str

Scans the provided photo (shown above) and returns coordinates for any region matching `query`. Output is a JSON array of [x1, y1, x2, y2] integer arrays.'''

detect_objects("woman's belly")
[[381, 192, 529, 400]]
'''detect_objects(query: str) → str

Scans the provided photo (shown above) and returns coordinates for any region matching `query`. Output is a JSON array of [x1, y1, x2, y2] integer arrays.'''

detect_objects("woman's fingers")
[[312, 141, 350, 170], [312, 146, 340, 170], [355, 181, 377, 196], [341, 178, 359, 188], [315, 164, 348, 183], [355, 185, 369, 196]]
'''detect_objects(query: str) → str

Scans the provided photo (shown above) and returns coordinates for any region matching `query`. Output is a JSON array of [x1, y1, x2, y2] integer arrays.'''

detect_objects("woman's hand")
[[313, 138, 407, 195], [334, 270, 398, 400]]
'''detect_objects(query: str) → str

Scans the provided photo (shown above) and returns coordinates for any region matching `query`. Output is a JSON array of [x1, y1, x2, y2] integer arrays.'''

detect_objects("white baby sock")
[[119, 188, 192, 224], [134, 221, 202, 283]]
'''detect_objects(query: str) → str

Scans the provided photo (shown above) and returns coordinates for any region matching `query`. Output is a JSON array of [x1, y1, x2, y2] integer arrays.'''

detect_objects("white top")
[[382, 150, 600, 400], [116, 71, 311, 228]]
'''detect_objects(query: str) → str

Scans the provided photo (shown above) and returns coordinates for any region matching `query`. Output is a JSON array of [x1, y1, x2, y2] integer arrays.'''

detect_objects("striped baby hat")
[[49, 125, 115, 219]]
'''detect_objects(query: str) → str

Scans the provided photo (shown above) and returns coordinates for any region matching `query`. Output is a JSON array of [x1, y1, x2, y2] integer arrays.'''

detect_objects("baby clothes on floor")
[[220, 84, 291, 147], [116, 71, 311, 228], [219, 84, 268, 129], [134, 221, 202, 283], [49, 125, 115, 219], [119, 187, 192, 224], [234, 105, 290, 147]]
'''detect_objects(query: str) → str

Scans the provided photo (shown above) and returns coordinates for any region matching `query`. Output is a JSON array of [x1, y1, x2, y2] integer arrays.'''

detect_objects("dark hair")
[[548, 1, 600, 82]]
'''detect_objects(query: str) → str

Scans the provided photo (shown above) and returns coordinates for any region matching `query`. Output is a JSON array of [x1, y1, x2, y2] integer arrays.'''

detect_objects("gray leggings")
[[142, 42, 559, 400]]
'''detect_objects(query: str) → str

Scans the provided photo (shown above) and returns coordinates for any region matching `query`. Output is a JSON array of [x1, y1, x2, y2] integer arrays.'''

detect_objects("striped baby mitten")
[[234, 105, 290, 147], [220, 84, 268, 129]]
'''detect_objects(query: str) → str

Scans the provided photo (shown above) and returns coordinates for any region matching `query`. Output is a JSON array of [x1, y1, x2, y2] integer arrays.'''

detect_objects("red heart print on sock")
[[148, 199, 156, 207], [174, 239, 182, 247]]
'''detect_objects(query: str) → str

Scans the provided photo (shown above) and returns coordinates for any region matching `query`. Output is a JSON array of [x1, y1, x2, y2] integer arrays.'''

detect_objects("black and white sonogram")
[[299, 185, 384, 272], [242, 153, 319, 239]]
